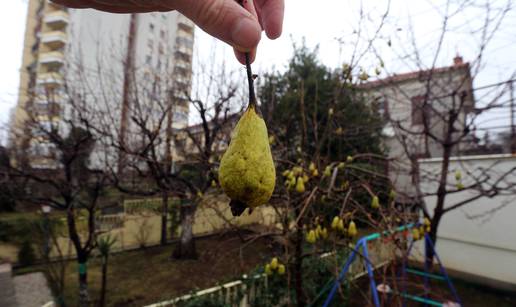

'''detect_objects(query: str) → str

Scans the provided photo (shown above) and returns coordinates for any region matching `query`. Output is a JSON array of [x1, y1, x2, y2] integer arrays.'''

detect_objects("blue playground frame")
[[322, 223, 462, 307]]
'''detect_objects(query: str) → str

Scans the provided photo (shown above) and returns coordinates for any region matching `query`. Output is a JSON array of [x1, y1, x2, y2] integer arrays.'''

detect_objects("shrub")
[[18, 240, 36, 266]]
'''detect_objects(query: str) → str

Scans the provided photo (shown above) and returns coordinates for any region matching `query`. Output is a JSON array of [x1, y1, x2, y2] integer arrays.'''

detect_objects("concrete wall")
[[417, 154, 516, 289], [36, 195, 279, 260], [0, 196, 278, 262]]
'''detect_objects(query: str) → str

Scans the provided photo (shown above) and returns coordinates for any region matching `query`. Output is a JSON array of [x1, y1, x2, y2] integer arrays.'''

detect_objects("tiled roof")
[[359, 63, 470, 89]]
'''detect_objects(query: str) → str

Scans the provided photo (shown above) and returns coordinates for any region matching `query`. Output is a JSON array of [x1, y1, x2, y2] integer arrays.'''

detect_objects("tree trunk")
[[77, 254, 89, 307], [99, 255, 108, 307], [294, 228, 306, 307], [172, 203, 197, 259], [160, 192, 169, 245], [425, 214, 442, 270]]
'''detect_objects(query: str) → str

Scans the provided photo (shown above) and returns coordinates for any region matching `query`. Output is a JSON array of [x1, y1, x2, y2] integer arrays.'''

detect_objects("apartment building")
[[10, 0, 194, 169], [361, 56, 474, 202]]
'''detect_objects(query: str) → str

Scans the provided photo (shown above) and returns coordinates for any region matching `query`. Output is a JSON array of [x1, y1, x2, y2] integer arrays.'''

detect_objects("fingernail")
[[231, 17, 260, 51]]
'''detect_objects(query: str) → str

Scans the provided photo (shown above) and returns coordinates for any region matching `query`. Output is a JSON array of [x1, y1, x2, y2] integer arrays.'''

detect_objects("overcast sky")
[[1, 0, 515, 143]]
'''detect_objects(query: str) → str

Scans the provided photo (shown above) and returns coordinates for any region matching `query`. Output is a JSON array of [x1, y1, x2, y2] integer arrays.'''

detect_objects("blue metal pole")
[[322, 223, 417, 307], [322, 240, 361, 307], [424, 233, 462, 306], [401, 238, 415, 307], [362, 240, 381, 307], [424, 233, 430, 307]]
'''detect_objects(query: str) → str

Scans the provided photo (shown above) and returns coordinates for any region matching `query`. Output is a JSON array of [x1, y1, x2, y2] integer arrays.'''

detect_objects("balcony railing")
[[39, 51, 65, 66], [33, 102, 61, 117], [178, 21, 194, 34], [41, 31, 67, 48], [176, 37, 194, 49], [44, 10, 69, 27], [36, 72, 64, 86]]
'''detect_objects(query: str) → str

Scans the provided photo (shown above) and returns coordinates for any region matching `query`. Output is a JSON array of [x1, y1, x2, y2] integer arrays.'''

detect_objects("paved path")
[[0, 264, 18, 307], [14, 272, 53, 307]]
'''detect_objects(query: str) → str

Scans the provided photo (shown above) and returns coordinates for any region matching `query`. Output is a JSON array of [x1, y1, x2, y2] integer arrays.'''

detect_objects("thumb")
[[172, 0, 262, 52]]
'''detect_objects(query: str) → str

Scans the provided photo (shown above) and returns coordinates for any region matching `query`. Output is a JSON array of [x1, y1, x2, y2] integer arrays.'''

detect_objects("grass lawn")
[[57, 232, 274, 306]]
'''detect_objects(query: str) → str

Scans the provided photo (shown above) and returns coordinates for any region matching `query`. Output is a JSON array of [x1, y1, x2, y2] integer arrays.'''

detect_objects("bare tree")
[[348, 0, 516, 266], [6, 85, 113, 306]]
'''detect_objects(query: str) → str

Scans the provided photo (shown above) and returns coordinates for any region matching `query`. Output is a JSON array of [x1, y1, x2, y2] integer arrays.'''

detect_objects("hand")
[[51, 0, 284, 64]]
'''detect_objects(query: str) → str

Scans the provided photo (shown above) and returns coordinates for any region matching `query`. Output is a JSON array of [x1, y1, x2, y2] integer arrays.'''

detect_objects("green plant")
[[97, 235, 117, 307]]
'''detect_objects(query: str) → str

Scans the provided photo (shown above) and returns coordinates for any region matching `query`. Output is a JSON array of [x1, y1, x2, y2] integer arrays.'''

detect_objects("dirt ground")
[[53, 232, 275, 306]]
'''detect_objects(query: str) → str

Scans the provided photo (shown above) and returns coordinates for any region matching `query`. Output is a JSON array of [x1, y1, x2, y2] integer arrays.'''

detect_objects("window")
[[158, 43, 164, 55], [147, 39, 153, 50], [173, 111, 188, 123], [160, 30, 166, 39], [373, 96, 388, 120], [411, 95, 431, 126], [149, 23, 155, 32], [145, 55, 152, 65]]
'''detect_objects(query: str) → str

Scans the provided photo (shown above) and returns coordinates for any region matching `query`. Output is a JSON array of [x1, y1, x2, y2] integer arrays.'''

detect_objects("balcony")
[[36, 72, 64, 86], [34, 93, 63, 105], [41, 31, 67, 48], [44, 10, 69, 28], [175, 60, 191, 70], [33, 102, 61, 118], [178, 22, 194, 35], [39, 51, 65, 67], [176, 37, 194, 49]]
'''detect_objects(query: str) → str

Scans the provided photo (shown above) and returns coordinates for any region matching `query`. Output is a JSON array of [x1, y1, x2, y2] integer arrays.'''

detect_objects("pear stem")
[[236, 0, 257, 109], [244, 53, 257, 108]]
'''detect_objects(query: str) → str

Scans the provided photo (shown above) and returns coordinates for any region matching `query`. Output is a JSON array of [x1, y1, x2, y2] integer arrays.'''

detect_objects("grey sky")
[[1, 0, 515, 143]]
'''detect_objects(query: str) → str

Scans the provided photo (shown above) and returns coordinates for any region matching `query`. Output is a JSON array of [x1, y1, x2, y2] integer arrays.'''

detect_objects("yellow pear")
[[337, 219, 345, 232], [295, 178, 305, 193], [371, 195, 380, 209], [331, 216, 340, 230], [348, 221, 358, 237], [264, 264, 273, 276], [455, 170, 462, 181], [270, 257, 278, 270], [219, 105, 276, 216], [306, 229, 317, 244], [412, 228, 420, 241], [320, 227, 328, 239], [308, 162, 316, 172], [323, 166, 332, 177], [277, 264, 286, 275]]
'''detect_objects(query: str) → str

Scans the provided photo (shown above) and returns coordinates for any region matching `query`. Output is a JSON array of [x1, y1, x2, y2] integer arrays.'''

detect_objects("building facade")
[[361, 57, 474, 202], [10, 0, 194, 169]]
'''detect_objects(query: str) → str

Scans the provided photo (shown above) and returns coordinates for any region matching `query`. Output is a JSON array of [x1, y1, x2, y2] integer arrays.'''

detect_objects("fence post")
[[240, 275, 248, 307]]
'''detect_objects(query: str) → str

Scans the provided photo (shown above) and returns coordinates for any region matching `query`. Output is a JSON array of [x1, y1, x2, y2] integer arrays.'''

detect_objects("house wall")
[[415, 154, 516, 290], [363, 66, 473, 200]]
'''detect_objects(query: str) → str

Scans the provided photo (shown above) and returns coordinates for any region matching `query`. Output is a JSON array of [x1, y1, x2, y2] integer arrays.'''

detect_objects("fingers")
[[51, 0, 169, 13], [234, 47, 256, 65], [172, 0, 262, 63], [51, 0, 90, 9], [254, 0, 284, 39]]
